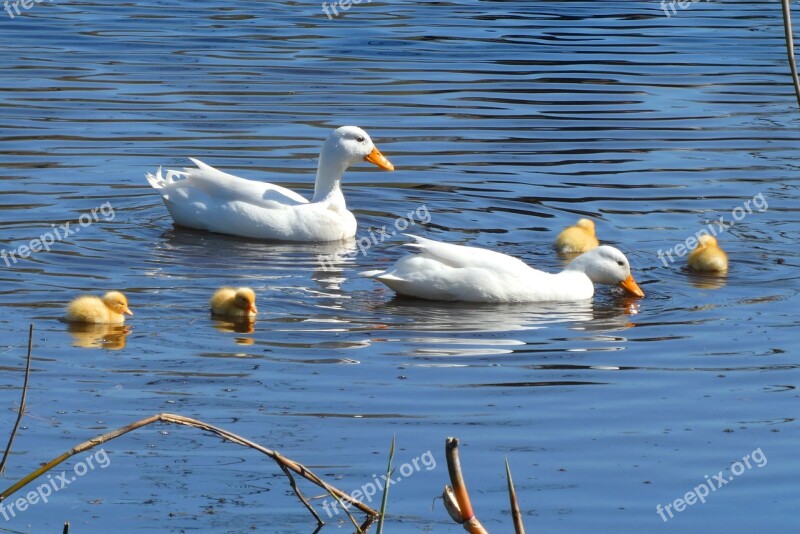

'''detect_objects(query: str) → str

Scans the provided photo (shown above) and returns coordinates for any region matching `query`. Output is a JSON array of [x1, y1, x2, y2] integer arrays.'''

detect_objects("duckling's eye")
[[617, 260, 624, 266], [356, 135, 365, 143]]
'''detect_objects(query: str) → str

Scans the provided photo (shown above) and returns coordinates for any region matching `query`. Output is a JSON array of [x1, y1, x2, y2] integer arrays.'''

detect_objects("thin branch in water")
[[0, 413, 378, 527], [781, 0, 800, 107], [442, 437, 488, 534], [278, 462, 324, 527], [320, 480, 364, 533], [0, 324, 34, 477], [376, 435, 395, 534], [505, 458, 525, 534]]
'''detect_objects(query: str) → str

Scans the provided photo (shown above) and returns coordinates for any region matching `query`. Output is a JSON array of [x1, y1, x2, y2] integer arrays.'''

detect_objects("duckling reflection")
[[67, 323, 130, 350], [686, 270, 727, 290], [212, 319, 256, 335]]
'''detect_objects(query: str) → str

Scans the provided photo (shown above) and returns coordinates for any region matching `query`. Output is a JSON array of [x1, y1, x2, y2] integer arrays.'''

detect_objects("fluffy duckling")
[[65, 291, 132, 324], [688, 235, 728, 272], [555, 218, 600, 254], [210, 287, 257, 319]]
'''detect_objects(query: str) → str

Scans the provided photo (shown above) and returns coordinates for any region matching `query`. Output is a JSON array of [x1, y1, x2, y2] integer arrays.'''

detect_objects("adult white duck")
[[364, 236, 645, 303], [146, 126, 394, 241]]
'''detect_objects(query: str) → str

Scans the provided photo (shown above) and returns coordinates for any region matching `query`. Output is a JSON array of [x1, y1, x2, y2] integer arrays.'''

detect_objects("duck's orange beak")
[[619, 274, 644, 298], [364, 146, 394, 171], [124, 307, 133, 316], [248, 303, 258, 314]]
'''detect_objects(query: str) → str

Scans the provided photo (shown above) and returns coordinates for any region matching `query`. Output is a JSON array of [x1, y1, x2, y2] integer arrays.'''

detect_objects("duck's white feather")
[[366, 236, 596, 303], [146, 160, 355, 241], [183, 158, 309, 207], [146, 126, 392, 242]]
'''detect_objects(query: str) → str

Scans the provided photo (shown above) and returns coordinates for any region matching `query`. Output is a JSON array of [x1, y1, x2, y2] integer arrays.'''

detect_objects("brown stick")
[[443, 437, 488, 534], [782, 0, 800, 107], [0, 324, 34, 476], [278, 462, 324, 527], [505, 458, 525, 534], [0, 413, 378, 523]]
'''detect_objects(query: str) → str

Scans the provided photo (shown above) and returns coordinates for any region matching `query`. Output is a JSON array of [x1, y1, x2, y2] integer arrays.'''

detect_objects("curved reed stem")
[[781, 0, 800, 107], [0, 413, 378, 525]]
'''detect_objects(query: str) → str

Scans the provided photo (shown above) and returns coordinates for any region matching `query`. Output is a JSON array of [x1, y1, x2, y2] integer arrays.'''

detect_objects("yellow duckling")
[[687, 235, 728, 272], [555, 218, 600, 254], [65, 291, 132, 324], [210, 287, 257, 319]]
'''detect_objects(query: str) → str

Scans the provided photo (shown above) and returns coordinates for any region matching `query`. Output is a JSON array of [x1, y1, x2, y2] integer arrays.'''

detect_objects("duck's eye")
[[617, 260, 625, 266], [356, 136, 365, 143]]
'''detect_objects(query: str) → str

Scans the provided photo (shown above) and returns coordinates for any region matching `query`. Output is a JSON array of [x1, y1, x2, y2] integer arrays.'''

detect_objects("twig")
[[505, 458, 525, 534], [320, 481, 364, 533], [781, 0, 800, 107], [278, 462, 324, 527], [376, 435, 395, 534], [442, 437, 488, 534], [0, 324, 34, 477], [0, 413, 379, 525]]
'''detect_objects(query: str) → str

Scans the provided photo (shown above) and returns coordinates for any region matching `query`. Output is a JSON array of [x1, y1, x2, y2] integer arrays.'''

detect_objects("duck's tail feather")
[[376, 273, 404, 281], [145, 166, 165, 190], [146, 164, 191, 200], [401, 234, 429, 249], [187, 157, 212, 171]]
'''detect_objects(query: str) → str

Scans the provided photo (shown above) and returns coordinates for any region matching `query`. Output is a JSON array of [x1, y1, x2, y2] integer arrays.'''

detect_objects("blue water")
[[0, 0, 798, 532]]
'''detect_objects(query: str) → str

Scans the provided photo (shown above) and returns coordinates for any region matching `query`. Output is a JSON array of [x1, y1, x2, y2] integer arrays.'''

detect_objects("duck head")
[[567, 246, 644, 297], [320, 126, 394, 172], [102, 291, 133, 316], [575, 218, 596, 235], [234, 287, 258, 315]]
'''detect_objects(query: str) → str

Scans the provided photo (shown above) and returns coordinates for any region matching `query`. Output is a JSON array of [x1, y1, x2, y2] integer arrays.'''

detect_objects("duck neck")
[[564, 255, 589, 274], [312, 149, 349, 204]]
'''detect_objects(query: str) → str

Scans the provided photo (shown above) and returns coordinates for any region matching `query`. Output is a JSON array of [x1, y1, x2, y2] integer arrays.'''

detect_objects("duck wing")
[[147, 158, 309, 208], [364, 236, 550, 302], [402, 235, 535, 277]]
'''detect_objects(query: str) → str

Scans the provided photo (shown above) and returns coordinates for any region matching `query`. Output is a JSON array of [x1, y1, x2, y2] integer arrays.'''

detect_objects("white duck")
[[146, 126, 394, 241], [364, 236, 644, 303]]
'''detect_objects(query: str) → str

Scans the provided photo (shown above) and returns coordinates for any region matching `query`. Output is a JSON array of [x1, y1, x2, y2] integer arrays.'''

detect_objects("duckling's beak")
[[248, 303, 258, 314], [364, 146, 394, 171], [124, 307, 134, 316], [619, 274, 644, 298]]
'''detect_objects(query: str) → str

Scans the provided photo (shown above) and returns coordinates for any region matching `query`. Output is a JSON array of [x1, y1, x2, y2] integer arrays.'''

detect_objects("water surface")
[[0, 1, 798, 532]]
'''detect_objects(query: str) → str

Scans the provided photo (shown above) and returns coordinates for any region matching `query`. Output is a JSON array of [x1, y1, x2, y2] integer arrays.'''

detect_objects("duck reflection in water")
[[67, 323, 130, 350], [212, 318, 256, 338], [685, 270, 727, 290]]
